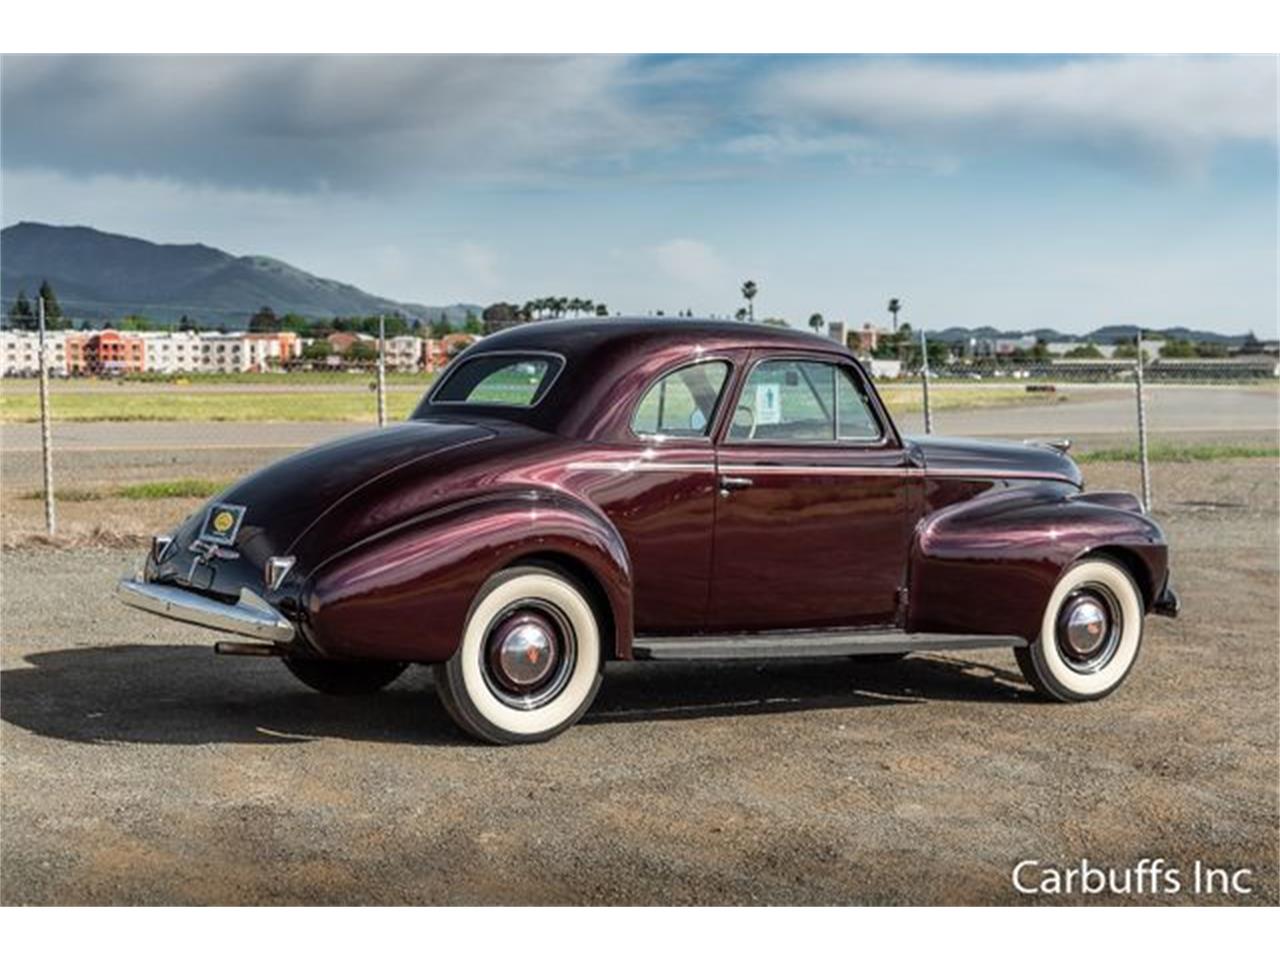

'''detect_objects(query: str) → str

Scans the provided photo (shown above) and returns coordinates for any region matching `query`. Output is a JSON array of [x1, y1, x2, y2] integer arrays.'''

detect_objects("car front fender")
[[907, 484, 1170, 641]]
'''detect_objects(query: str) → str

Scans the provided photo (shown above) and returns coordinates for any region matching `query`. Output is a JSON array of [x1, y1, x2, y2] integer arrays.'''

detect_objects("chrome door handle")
[[719, 476, 753, 496]]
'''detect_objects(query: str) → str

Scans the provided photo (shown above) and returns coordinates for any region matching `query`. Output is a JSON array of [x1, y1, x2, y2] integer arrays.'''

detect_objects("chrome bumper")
[[116, 577, 295, 643]]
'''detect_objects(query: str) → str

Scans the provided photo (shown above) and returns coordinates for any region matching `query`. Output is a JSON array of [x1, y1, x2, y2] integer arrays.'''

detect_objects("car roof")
[[420, 316, 860, 440], [474, 316, 846, 360]]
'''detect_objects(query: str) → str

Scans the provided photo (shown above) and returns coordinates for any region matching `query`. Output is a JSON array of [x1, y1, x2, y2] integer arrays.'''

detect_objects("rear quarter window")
[[431, 354, 564, 407]]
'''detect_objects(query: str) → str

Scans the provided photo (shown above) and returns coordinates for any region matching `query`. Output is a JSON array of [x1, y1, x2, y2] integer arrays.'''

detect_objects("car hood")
[[906, 435, 1082, 487], [155, 421, 495, 597]]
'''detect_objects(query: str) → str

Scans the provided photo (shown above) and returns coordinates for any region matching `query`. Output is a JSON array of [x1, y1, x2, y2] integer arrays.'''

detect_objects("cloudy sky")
[[2, 54, 1275, 333]]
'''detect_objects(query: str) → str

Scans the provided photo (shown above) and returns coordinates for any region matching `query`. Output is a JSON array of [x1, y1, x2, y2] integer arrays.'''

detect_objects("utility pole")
[[37, 296, 56, 535], [1134, 329, 1152, 512], [920, 327, 934, 435], [376, 313, 387, 428]]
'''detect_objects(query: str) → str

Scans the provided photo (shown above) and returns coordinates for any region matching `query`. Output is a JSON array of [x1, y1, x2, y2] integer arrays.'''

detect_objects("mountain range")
[[0, 222, 1256, 344], [0, 222, 480, 326], [924, 324, 1252, 347]]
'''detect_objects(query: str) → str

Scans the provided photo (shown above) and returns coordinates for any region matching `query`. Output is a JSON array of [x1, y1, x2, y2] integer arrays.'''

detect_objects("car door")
[[708, 353, 912, 632], [582, 356, 737, 634]]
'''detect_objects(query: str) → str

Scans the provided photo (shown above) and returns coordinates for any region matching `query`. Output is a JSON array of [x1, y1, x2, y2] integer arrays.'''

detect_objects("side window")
[[728, 359, 835, 441], [728, 358, 882, 443], [836, 366, 883, 441], [631, 360, 730, 438]]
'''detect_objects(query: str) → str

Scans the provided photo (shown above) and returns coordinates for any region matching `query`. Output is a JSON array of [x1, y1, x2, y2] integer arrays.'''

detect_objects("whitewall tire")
[[434, 566, 604, 744], [1015, 558, 1144, 702]]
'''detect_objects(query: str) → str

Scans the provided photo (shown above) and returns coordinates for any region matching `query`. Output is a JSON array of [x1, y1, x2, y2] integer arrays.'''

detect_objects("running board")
[[632, 630, 1026, 661]]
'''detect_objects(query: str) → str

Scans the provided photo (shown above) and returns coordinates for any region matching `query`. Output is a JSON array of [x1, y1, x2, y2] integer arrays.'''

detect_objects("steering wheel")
[[733, 404, 757, 440]]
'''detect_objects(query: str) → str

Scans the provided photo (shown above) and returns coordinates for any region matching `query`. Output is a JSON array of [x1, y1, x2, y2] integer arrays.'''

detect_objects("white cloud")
[[1, 55, 703, 190], [456, 241, 500, 294], [722, 131, 959, 173], [765, 56, 1277, 172], [650, 238, 731, 292]]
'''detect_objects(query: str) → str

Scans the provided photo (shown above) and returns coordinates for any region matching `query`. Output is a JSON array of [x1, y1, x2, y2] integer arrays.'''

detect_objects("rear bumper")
[[116, 577, 296, 642], [1152, 581, 1181, 618]]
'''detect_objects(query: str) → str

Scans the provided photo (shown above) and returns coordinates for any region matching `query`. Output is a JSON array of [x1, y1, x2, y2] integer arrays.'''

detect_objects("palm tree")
[[595, 302, 609, 317], [888, 298, 901, 333], [808, 312, 824, 333], [735, 307, 748, 322], [741, 281, 758, 322]]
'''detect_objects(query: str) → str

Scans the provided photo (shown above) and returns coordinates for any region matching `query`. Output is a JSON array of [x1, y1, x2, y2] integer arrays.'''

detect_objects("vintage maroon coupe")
[[118, 319, 1177, 743]]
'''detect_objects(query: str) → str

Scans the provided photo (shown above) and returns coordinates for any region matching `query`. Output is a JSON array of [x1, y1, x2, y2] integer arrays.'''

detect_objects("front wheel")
[[434, 566, 604, 744], [1015, 558, 1144, 702]]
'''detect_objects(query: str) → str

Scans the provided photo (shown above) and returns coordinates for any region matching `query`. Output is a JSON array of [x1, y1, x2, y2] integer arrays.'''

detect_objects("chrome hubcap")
[[482, 601, 576, 710], [491, 612, 559, 689], [1055, 586, 1122, 673]]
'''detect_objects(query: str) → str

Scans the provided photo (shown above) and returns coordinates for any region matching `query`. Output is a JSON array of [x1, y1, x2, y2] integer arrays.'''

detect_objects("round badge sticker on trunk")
[[201, 503, 246, 544]]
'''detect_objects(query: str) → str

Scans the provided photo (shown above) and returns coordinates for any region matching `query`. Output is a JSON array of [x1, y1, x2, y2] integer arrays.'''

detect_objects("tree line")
[[5, 282, 68, 330]]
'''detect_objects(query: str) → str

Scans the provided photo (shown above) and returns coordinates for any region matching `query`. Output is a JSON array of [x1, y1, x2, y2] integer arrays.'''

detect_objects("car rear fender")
[[299, 488, 633, 662]]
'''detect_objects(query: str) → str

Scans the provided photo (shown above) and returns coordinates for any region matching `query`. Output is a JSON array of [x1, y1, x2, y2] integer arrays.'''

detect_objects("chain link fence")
[[2, 309, 1276, 544]]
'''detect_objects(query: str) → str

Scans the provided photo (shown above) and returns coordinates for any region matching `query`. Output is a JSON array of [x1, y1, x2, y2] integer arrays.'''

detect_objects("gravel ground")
[[1, 459, 1276, 905]]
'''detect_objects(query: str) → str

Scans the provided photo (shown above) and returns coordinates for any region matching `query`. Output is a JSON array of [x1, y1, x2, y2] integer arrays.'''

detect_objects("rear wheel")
[[1016, 558, 1144, 701], [283, 656, 407, 696], [434, 566, 604, 744]]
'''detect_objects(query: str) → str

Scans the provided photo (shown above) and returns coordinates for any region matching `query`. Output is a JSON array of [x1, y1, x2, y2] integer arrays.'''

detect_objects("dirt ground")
[[1, 458, 1276, 905]]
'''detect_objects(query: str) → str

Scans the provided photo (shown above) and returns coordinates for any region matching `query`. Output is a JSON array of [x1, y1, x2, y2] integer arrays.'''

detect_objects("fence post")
[[37, 296, 56, 536], [920, 327, 934, 434], [376, 313, 387, 428], [1134, 330, 1152, 513]]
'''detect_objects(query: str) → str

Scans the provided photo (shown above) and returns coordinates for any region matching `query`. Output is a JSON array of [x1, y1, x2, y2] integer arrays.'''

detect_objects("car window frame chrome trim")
[[424, 349, 568, 410], [716, 351, 899, 451], [626, 355, 737, 445]]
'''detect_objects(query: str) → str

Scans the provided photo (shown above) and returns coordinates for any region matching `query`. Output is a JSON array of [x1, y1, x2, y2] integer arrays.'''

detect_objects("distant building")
[[325, 332, 365, 355], [198, 333, 247, 373], [383, 335, 424, 372], [425, 333, 479, 371], [0, 330, 68, 376], [852, 323, 882, 355], [0, 327, 469, 377], [993, 335, 1037, 356], [139, 331, 202, 373], [64, 329, 148, 375], [240, 332, 301, 371]]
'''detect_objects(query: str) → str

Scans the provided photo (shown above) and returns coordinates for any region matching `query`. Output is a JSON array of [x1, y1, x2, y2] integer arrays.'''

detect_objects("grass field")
[[1074, 442, 1280, 463], [0, 381, 1053, 423], [0, 390, 425, 422]]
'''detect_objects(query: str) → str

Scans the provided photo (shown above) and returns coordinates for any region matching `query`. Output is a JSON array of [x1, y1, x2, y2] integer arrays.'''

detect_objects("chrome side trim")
[[721, 464, 911, 476], [566, 460, 714, 473], [924, 468, 1076, 483], [116, 577, 295, 643], [633, 630, 1028, 660]]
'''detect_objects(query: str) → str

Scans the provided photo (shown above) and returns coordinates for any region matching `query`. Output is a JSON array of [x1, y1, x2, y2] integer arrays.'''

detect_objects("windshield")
[[430, 353, 563, 407]]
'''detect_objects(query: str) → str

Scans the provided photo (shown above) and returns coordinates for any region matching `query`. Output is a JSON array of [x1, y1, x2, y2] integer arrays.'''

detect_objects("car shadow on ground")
[[586, 654, 1031, 725], [0, 644, 1032, 747]]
